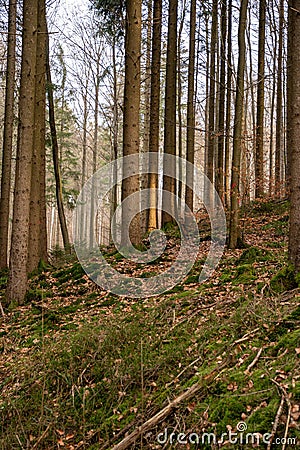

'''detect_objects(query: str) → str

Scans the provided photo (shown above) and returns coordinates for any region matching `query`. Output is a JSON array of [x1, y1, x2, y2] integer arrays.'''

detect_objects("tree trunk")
[[288, 0, 300, 271], [275, 0, 284, 197], [216, 0, 227, 202], [121, 0, 142, 246], [141, 0, 152, 234], [207, 0, 218, 192], [28, 0, 47, 273], [110, 38, 119, 241], [255, 0, 266, 198], [46, 29, 71, 252], [148, 0, 162, 232], [185, 0, 196, 212], [6, 0, 38, 305], [177, 6, 185, 209], [224, 0, 232, 208], [228, 0, 248, 249], [268, 1, 277, 197], [0, 0, 16, 270], [161, 0, 177, 227], [89, 54, 100, 250]]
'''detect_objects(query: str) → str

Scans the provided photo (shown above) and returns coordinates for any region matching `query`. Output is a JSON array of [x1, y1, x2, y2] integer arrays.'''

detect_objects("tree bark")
[[161, 0, 177, 227], [224, 0, 232, 208], [6, 0, 38, 305], [148, 0, 162, 231], [288, 0, 300, 271], [121, 0, 142, 246], [255, 0, 266, 198], [185, 0, 196, 212], [207, 0, 218, 192], [0, 0, 16, 270], [216, 0, 227, 202], [275, 0, 284, 197], [229, 0, 248, 249], [28, 0, 47, 273]]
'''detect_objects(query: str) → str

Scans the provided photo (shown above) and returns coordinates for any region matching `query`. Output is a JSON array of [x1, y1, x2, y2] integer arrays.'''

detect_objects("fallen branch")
[[271, 379, 292, 450], [110, 359, 230, 450], [244, 347, 263, 374], [267, 395, 285, 450], [0, 301, 5, 318], [31, 424, 51, 450], [232, 328, 260, 345], [165, 356, 202, 388]]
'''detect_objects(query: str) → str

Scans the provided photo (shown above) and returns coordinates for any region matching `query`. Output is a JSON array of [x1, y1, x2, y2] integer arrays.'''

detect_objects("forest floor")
[[0, 200, 300, 449]]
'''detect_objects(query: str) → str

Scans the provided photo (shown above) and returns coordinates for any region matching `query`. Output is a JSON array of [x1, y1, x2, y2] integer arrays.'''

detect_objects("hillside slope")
[[0, 200, 299, 449]]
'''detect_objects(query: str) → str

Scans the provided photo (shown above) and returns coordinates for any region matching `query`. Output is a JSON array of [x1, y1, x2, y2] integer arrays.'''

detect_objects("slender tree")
[[121, 0, 142, 245], [6, 0, 39, 304], [229, 0, 248, 249], [0, 0, 16, 270], [185, 0, 196, 212], [161, 0, 178, 226], [288, 0, 300, 272], [216, 0, 227, 202], [275, 0, 284, 197], [224, 0, 232, 208], [148, 0, 162, 231], [255, 0, 266, 198], [28, 0, 47, 273], [206, 0, 218, 190], [46, 30, 71, 252]]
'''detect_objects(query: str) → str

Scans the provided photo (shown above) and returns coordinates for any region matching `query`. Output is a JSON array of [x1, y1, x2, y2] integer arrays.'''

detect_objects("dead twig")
[[232, 327, 260, 345], [31, 424, 51, 450], [0, 301, 5, 317], [271, 379, 292, 450], [244, 347, 263, 374], [165, 357, 202, 388], [267, 395, 285, 450]]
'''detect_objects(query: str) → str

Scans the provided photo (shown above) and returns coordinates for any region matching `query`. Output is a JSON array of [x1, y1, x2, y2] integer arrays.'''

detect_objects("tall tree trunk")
[[288, 0, 300, 271], [275, 0, 284, 197], [177, 6, 185, 208], [141, 0, 152, 234], [185, 0, 196, 212], [148, 0, 162, 232], [228, 0, 248, 249], [207, 0, 218, 189], [121, 0, 142, 246], [0, 0, 16, 270], [268, 2, 277, 197], [81, 76, 89, 189], [162, 0, 178, 226], [89, 55, 100, 249], [216, 0, 227, 202], [224, 0, 232, 208], [6, 0, 38, 305], [28, 0, 47, 273], [46, 30, 71, 252], [110, 38, 119, 240], [255, 0, 266, 198]]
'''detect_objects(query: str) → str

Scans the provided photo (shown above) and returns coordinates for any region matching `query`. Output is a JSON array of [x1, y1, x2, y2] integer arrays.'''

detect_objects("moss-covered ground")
[[0, 200, 299, 449]]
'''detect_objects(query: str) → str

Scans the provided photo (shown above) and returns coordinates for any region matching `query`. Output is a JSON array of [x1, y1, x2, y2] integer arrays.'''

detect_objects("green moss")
[[270, 265, 298, 293], [233, 264, 256, 285], [237, 246, 272, 265]]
